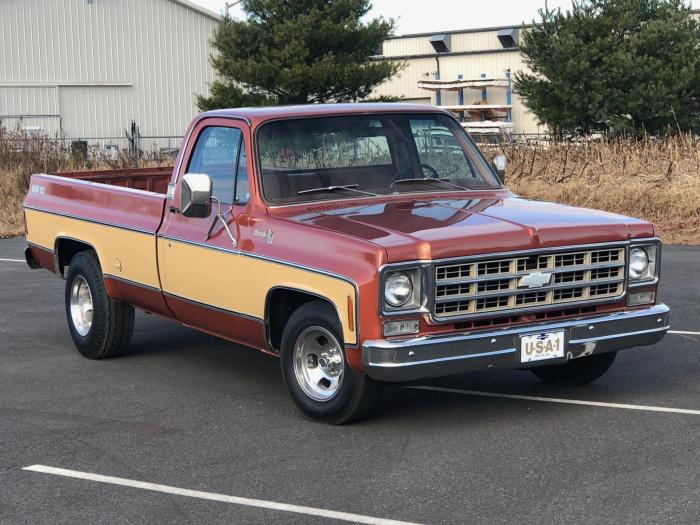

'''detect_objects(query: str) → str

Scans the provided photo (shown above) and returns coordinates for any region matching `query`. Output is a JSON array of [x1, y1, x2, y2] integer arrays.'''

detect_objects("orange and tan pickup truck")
[[24, 104, 669, 424]]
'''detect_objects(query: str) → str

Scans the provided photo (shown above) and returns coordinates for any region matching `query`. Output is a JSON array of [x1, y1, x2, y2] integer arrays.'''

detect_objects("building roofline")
[[387, 23, 531, 41], [387, 7, 699, 41], [170, 0, 222, 21]]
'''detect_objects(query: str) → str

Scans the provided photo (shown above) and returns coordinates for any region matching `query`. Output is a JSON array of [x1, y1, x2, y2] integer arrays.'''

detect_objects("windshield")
[[257, 113, 501, 205]]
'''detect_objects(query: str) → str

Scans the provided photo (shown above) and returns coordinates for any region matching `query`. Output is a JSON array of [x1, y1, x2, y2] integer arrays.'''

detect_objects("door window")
[[187, 126, 243, 204]]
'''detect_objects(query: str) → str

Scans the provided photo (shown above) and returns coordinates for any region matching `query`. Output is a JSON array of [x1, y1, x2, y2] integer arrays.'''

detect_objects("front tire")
[[531, 351, 617, 386], [280, 301, 381, 425], [65, 251, 134, 359]]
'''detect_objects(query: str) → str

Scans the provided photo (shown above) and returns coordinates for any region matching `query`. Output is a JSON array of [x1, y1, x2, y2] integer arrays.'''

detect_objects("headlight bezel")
[[380, 265, 426, 315], [627, 241, 660, 287]]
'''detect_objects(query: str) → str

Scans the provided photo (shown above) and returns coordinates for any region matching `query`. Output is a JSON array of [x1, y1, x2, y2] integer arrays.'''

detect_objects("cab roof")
[[197, 103, 450, 126]]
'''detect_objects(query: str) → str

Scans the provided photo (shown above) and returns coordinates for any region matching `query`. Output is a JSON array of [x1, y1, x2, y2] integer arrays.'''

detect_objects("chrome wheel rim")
[[293, 326, 344, 402], [70, 276, 93, 336]]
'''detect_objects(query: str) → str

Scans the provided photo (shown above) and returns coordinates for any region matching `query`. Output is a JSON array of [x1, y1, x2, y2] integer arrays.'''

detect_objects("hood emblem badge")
[[253, 229, 274, 244], [518, 271, 552, 288]]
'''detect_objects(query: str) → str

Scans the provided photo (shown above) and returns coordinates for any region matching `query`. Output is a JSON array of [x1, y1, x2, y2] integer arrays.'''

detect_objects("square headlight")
[[382, 267, 423, 314]]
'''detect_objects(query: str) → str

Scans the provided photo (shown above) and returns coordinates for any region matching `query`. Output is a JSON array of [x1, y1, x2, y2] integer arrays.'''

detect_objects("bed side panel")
[[25, 174, 166, 233], [24, 174, 166, 293]]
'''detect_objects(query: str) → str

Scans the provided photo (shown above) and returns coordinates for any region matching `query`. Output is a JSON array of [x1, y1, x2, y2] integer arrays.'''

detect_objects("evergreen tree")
[[197, 0, 404, 109], [515, 0, 700, 135]]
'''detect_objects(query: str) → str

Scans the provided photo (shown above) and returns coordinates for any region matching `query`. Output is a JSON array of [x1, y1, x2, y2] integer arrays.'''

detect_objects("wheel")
[[531, 352, 617, 386], [280, 301, 381, 425], [64, 251, 135, 359]]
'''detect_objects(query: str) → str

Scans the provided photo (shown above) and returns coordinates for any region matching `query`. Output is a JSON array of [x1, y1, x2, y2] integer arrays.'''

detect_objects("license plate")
[[520, 331, 565, 363]]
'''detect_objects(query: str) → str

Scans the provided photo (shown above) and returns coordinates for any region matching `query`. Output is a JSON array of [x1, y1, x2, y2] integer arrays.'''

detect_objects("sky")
[[189, 0, 699, 35]]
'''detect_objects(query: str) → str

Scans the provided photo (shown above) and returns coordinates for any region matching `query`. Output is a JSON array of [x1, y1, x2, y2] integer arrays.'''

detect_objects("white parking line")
[[22, 465, 423, 525], [669, 330, 700, 336], [408, 386, 700, 415], [0, 258, 24, 263]]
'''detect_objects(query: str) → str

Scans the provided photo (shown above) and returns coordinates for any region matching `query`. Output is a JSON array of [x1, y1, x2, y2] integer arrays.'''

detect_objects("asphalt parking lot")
[[1, 236, 698, 524]]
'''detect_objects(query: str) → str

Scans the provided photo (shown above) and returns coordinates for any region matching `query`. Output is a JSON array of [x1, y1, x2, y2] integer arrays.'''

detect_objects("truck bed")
[[24, 168, 173, 307], [56, 166, 174, 194]]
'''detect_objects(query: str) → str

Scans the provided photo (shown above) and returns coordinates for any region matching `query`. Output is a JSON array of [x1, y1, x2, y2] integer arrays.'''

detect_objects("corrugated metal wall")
[[0, 86, 60, 134], [374, 28, 545, 134], [382, 29, 509, 58], [0, 0, 219, 141]]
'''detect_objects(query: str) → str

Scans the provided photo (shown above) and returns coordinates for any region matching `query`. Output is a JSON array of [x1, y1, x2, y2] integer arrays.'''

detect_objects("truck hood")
[[277, 194, 655, 262]]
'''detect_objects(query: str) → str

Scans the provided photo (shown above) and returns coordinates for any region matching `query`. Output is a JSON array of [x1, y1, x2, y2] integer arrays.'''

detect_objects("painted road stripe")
[[0, 258, 25, 263], [409, 386, 700, 415], [668, 330, 700, 336], [22, 465, 423, 525]]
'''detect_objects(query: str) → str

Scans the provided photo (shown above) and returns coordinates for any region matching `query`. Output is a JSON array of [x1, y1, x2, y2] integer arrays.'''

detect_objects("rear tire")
[[64, 251, 134, 359], [531, 351, 617, 386], [280, 301, 381, 425]]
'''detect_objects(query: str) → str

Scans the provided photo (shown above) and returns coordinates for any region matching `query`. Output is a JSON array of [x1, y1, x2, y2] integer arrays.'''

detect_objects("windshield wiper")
[[297, 184, 378, 197], [391, 178, 469, 191]]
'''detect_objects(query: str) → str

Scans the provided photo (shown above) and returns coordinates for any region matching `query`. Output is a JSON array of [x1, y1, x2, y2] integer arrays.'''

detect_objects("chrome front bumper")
[[363, 304, 670, 382]]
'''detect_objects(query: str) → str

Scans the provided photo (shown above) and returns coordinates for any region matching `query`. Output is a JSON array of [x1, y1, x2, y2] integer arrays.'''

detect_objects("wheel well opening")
[[266, 289, 336, 352], [55, 238, 95, 276]]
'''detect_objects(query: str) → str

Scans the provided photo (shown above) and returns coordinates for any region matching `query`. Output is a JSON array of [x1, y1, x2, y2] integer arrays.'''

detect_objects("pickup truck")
[[23, 103, 670, 424]]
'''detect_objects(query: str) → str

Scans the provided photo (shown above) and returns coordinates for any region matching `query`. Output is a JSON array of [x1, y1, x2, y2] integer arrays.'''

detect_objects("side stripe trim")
[[24, 206, 361, 345], [103, 274, 162, 293], [24, 205, 156, 235], [158, 234, 358, 290], [162, 291, 264, 323], [23, 206, 357, 292], [104, 275, 264, 323], [159, 234, 361, 345]]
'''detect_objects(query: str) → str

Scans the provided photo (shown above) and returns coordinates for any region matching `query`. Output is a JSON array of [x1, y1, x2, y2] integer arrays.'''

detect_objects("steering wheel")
[[390, 163, 440, 184]]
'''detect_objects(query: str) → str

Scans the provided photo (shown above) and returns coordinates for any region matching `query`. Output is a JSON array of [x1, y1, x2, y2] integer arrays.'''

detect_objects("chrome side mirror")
[[492, 154, 507, 183], [180, 173, 212, 218]]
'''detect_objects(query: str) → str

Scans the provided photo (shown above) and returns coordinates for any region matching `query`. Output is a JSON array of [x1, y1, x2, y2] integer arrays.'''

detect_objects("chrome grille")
[[433, 245, 626, 319]]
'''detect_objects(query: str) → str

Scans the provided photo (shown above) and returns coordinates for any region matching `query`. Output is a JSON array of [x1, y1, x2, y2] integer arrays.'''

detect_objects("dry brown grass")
[[0, 169, 29, 238], [483, 135, 700, 244], [0, 129, 171, 238], [2, 131, 699, 244]]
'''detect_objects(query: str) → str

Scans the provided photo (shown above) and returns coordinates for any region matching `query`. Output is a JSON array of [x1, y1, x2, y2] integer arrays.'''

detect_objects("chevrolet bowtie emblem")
[[518, 271, 552, 288]]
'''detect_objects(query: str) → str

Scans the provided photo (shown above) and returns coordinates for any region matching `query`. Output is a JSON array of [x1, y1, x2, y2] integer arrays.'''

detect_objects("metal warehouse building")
[[372, 8, 700, 136], [0, 0, 219, 148], [372, 24, 543, 136], [3, 2, 698, 144]]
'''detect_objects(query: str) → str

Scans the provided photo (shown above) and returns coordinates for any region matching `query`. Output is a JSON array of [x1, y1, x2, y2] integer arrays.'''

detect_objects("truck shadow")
[[124, 314, 689, 426]]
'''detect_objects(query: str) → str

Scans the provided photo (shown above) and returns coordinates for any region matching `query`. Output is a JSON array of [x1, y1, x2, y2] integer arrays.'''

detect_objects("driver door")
[[157, 119, 260, 347]]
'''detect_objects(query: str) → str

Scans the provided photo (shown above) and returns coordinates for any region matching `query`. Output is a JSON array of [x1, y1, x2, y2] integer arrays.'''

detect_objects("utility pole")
[[224, 0, 243, 16]]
